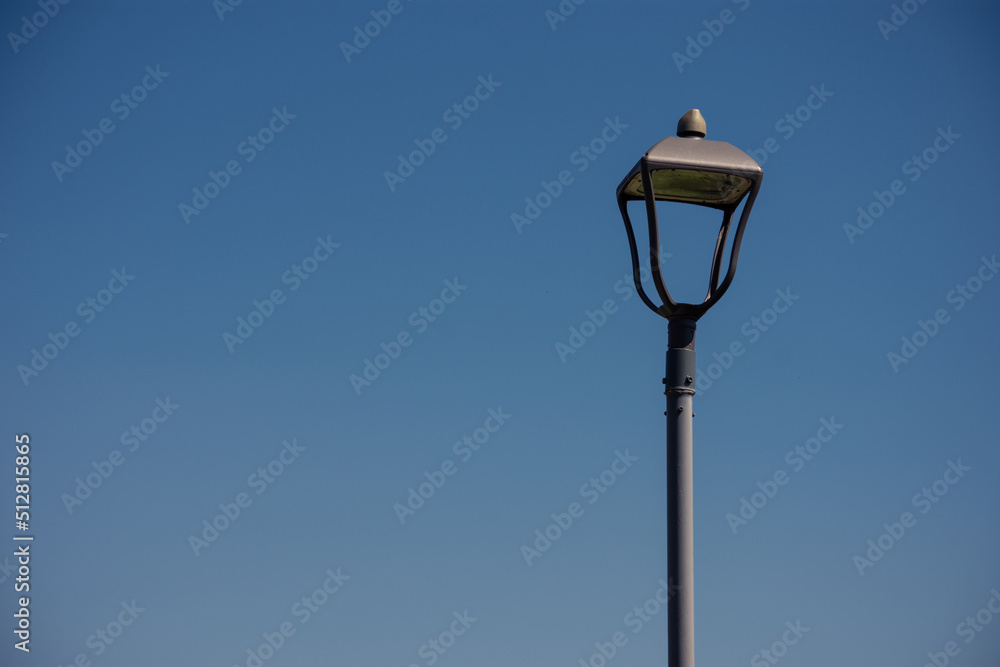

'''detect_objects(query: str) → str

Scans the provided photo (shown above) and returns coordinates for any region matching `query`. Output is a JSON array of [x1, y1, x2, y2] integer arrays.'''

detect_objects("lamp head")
[[616, 110, 763, 320]]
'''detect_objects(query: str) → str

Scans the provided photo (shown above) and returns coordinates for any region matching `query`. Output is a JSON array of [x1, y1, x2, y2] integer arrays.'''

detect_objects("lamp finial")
[[677, 109, 706, 138]]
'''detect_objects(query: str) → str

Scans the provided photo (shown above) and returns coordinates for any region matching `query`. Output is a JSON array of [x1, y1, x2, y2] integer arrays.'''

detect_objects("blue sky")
[[3, 1, 999, 665]]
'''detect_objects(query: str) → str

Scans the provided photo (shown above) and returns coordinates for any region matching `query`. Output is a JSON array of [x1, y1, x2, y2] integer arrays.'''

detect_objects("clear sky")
[[3, 1, 999, 666]]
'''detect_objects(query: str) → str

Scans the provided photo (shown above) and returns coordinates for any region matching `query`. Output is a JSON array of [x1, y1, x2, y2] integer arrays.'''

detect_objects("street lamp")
[[615, 109, 763, 667]]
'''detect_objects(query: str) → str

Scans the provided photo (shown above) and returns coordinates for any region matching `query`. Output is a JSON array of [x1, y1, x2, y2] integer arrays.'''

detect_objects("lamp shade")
[[616, 136, 761, 208]]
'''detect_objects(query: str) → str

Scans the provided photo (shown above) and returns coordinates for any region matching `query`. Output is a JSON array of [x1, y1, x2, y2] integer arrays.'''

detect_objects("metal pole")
[[664, 317, 696, 667]]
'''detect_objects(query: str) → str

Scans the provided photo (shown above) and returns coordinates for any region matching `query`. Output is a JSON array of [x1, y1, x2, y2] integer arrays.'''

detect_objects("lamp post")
[[615, 109, 763, 667]]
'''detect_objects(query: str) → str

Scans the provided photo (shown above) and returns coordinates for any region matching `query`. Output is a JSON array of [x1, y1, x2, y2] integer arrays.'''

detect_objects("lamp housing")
[[616, 110, 763, 321]]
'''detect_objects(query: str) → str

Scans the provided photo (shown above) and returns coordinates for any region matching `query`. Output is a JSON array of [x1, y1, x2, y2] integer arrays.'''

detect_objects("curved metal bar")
[[701, 182, 761, 312], [617, 196, 661, 315], [641, 165, 676, 310], [706, 208, 734, 301]]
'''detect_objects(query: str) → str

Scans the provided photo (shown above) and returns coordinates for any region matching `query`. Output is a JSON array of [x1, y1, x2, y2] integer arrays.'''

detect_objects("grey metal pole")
[[664, 317, 696, 667]]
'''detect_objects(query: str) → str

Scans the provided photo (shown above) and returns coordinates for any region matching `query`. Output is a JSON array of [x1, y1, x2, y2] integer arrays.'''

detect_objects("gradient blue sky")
[[3, 1, 1000, 666]]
